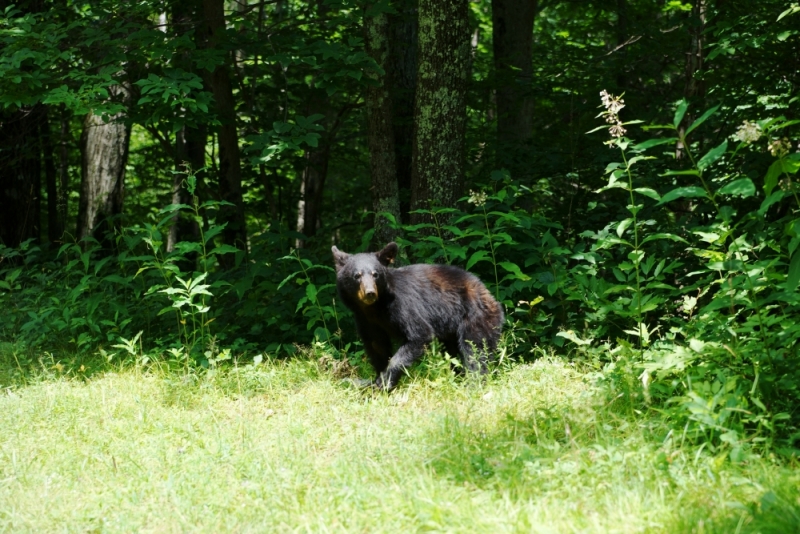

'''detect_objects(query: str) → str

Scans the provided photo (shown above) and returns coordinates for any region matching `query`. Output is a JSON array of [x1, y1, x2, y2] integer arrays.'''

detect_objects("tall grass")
[[0, 348, 797, 533]]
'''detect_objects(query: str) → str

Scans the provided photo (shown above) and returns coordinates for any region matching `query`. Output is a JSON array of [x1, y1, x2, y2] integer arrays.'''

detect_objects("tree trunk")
[[388, 0, 418, 223], [168, 125, 206, 253], [295, 130, 331, 246], [295, 89, 351, 248], [616, 0, 628, 90], [168, 0, 207, 253], [77, 85, 131, 247], [676, 0, 706, 160], [365, 3, 402, 245], [410, 0, 471, 227], [0, 107, 42, 247], [58, 106, 70, 238], [492, 0, 537, 174], [202, 0, 247, 259], [41, 107, 62, 243]]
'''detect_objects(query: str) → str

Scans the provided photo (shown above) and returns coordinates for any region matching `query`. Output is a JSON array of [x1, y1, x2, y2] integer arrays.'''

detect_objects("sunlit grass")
[[0, 349, 797, 533]]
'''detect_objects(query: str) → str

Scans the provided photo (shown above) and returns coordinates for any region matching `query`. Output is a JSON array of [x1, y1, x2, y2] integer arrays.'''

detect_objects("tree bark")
[[295, 117, 331, 246], [676, 0, 706, 160], [58, 106, 70, 238], [295, 90, 351, 247], [410, 0, 471, 227], [77, 85, 131, 246], [168, 0, 207, 253], [365, 3, 402, 245], [492, 0, 537, 174], [0, 107, 42, 247], [388, 0, 418, 223], [202, 0, 247, 258], [41, 107, 62, 242]]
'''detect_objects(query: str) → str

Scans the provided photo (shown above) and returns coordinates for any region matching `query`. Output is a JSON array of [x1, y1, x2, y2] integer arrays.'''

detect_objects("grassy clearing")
[[0, 350, 798, 533]]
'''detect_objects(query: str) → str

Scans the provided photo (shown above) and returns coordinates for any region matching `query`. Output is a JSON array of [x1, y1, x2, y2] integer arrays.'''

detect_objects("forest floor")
[[0, 349, 798, 533]]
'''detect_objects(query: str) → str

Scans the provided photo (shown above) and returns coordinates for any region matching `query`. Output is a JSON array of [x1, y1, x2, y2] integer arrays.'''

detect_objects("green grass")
[[0, 349, 798, 533]]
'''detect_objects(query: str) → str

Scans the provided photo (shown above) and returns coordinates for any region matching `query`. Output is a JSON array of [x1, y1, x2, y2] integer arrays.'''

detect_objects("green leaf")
[[685, 104, 720, 136], [697, 140, 728, 171], [764, 158, 800, 197], [641, 124, 677, 131], [210, 244, 239, 255], [788, 251, 800, 292], [633, 137, 678, 151], [660, 169, 701, 177], [466, 250, 489, 270], [717, 178, 755, 198], [633, 188, 661, 201], [556, 330, 593, 346], [673, 99, 689, 128], [657, 186, 709, 205], [617, 218, 633, 238], [306, 283, 317, 303], [640, 233, 688, 245], [759, 190, 786, 216], [498, 262, 530, 281]]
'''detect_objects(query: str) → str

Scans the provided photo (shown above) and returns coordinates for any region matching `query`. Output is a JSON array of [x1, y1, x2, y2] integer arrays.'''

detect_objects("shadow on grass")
[[667, 481, 800, 534], [0, 342, 113, 388], [425, 400, 800, 532]]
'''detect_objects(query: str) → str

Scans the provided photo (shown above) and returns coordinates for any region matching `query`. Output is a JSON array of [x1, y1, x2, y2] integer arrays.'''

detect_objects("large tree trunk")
[[77, 85, 131, 246], [365, 3, 402, 245], [410, 0, 471, 227], [202, 0, 247, 259], [0, 107, 43, 247], [388, 0, 418, 223], [492, 0, 537, 174]]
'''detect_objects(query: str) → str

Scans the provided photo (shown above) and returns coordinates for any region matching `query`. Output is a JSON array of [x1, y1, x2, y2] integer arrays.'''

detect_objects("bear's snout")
[[357, 277, 379, 305]]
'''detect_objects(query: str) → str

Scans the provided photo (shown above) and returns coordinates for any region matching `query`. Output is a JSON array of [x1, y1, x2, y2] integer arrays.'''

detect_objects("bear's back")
[[387, 263, 502, 332]]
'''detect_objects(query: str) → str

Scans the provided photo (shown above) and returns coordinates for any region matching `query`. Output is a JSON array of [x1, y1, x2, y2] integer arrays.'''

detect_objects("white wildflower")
[[468, 190, 487, 207], [600, 90, 625, 115], [599, 90, 627, 144], [768, 138, 791, 158], [609, 124, 627, 138], [735, 121, 762, 144]]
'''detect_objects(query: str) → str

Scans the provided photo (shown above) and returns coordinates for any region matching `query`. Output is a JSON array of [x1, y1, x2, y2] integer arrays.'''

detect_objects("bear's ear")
[[332, 246, 350, 272], [377, 242, 398, 266]]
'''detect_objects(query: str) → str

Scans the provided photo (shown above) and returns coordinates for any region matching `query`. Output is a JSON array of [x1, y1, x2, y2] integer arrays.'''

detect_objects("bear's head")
[[331, 242, 398, 306]]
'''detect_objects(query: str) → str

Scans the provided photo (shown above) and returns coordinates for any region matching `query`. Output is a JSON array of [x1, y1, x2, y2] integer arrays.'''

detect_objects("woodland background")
[[1, 0, 800, 457]]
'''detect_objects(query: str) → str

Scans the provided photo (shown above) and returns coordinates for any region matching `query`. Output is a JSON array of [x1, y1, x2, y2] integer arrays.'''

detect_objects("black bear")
[[332, 242, 504, 390]]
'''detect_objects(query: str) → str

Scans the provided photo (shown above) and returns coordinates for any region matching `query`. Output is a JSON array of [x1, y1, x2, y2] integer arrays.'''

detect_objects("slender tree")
[[388, 0, 418, 223], [410, 0, 471, 227], [676, 0, 707, 160], [167, 0, 207, 253], [365, 3, 402, 245], [0, 107, 43, 247], [202, 0, 246, 256], [492, 0, 537, 175], [41, 107, 61, 242]]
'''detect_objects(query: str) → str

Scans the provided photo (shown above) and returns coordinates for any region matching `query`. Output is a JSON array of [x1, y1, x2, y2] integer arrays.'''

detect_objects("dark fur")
[[332, 242, 504, 390]]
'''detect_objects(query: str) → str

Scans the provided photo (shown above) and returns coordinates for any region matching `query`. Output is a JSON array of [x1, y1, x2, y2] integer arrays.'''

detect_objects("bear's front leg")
[[374, 340, 427, 390], [362, 332, 393, 378]]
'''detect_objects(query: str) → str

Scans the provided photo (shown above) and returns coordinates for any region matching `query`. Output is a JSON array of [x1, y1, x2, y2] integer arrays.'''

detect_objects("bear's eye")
[[354, 272, 362, 279], [372, 271, 378, 277]]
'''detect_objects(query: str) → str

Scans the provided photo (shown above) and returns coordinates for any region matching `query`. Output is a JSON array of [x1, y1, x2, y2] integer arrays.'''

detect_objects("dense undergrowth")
[[1, 100, 800, 462]]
